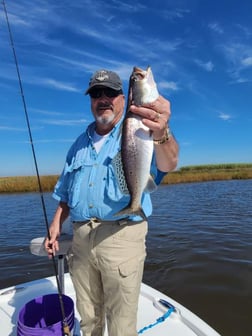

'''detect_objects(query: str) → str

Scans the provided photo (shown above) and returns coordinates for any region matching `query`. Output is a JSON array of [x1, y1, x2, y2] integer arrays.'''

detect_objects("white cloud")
[[208, 22, 224, 34], [159, 81, 179, 91], [219, 42, 252, 83], [0, 126, 26, 131], [30, 108, 65, 116], [42, 119, 88, 126], [241, 56, 252, 67], [235, 24, 252, 38], [4, 13, 30, 27], [218, 112, 232, 121], [31, 138, 75, 144], [195, 59, 214, 72], [38, 78, 80, 92], [162, 8, 191, 20]]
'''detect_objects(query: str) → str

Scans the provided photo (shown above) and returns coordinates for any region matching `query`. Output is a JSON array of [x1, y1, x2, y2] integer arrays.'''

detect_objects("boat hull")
[[0, 273, 221, 336]]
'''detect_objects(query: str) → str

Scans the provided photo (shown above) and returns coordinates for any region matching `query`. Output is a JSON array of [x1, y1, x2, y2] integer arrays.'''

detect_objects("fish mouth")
[[132, 67, 145, 81], [132, 66, 151, 81]]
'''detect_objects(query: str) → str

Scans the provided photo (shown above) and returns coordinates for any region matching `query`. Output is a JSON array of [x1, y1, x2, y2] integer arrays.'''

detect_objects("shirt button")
[[89, 183, 93, 187], [89, 204, 93, 208]]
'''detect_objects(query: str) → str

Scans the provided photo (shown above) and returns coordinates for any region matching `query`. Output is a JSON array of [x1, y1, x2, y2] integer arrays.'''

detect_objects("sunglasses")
[[89, 88, 123, 99]]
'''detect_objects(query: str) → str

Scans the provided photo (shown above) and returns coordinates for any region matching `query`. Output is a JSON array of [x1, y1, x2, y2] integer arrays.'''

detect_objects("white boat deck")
[[0, 273, 221, 336]]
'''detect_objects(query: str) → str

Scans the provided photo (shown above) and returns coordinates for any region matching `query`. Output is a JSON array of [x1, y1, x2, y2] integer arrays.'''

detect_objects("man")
[[45, 69, 179, 336]]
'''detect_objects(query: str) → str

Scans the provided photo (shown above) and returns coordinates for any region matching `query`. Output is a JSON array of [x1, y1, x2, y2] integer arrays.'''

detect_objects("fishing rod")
[[2, 1, 70, 335]]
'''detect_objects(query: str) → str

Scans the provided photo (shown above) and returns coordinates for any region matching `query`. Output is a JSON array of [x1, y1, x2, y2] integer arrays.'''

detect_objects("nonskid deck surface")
[[0, 274, 221, 336]]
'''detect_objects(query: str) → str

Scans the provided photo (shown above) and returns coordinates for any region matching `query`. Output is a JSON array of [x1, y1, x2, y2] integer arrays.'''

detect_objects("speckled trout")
[[115, 66, 159, 220]]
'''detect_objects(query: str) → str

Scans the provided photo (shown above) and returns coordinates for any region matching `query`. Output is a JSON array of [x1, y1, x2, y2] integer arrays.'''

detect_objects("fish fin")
[[144, 175, 157, 193], [112, 152, 129, 194], [114, 205, 147, 221]]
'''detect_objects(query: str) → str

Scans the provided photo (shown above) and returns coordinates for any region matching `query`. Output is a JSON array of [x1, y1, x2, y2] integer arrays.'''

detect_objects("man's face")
[[90, 87, 125, 132]]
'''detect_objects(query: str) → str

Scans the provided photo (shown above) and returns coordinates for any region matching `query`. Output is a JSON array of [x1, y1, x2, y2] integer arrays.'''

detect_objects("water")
[[1, 180, 252, 336]]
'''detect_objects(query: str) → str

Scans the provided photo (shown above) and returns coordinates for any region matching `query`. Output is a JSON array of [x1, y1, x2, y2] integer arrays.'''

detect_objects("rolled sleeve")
[[52, 168, 70, 203]]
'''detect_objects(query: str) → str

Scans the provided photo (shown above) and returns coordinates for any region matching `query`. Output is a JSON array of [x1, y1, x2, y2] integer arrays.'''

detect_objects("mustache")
[[97, 102, 113, 109]]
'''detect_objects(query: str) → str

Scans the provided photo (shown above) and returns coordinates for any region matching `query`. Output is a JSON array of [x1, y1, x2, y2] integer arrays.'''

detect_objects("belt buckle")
[[90, 217, 100, 223], [118, 219, 128, 226]]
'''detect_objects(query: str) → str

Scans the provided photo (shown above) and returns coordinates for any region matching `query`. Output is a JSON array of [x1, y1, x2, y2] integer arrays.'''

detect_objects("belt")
[[72, 217, 143, 226]]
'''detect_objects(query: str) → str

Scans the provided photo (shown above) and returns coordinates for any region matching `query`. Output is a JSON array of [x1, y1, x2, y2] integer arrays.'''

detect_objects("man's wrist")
[[153, 126, 172, 145]]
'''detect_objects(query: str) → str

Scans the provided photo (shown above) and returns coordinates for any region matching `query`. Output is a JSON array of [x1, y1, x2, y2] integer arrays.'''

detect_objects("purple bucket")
[[17, 293, 74, 335]]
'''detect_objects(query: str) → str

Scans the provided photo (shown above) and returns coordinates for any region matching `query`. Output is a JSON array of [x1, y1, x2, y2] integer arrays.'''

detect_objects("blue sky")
[[1, 0, 252, 177]]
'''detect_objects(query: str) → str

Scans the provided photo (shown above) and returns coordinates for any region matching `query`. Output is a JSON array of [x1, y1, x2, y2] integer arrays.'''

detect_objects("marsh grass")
[[162, 163, 252, 184], [0, 175, 58, 193], [1, 163, 252, 193]]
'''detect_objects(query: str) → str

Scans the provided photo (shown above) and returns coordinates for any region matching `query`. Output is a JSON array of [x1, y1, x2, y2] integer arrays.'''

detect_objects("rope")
[[138, 305, 175, 334], [2, 1, 70, 335]]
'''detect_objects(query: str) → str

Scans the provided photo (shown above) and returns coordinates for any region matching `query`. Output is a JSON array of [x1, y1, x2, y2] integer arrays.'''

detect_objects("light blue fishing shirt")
[[52, 118, 167, 221]]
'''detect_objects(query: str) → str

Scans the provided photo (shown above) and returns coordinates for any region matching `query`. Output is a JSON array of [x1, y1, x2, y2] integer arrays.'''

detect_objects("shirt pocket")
[[66, 165, 83, 208]]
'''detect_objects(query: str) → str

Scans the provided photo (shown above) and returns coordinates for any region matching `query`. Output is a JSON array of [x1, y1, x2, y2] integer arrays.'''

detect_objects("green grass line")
[[162, 163, 252, 184], [0, 175, 59, 193], [1, 163, 252, 193]]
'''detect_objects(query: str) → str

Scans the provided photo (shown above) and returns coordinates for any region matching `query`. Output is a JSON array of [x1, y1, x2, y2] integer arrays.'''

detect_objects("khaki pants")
[[67, 218, 147, 336]]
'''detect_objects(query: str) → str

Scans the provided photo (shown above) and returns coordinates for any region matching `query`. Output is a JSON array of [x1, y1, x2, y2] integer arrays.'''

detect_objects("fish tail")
[[114, 205, 147, 221]]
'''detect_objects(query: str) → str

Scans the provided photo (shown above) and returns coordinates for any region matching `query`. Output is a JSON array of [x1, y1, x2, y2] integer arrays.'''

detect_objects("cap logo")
[[95, 70, 109, 82]]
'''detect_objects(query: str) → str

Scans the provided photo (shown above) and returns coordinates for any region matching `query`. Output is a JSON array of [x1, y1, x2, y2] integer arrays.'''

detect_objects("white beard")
[[96, 112, 115, 125]]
